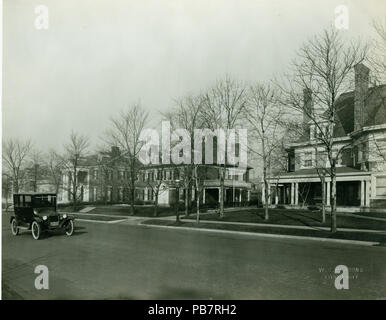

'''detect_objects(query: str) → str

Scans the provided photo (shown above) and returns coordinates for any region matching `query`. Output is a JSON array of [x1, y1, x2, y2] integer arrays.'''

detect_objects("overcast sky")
[[3, 0, 386, 152]]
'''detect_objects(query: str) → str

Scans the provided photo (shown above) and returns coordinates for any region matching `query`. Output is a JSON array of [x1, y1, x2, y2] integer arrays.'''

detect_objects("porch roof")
[[270, 166, 371, 181]]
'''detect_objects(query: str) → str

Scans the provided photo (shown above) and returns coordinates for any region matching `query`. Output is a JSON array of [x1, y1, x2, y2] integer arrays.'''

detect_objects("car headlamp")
[[33, 209, 38, 215], [43, 216, 48, 221], [62, 214, 67, 219]]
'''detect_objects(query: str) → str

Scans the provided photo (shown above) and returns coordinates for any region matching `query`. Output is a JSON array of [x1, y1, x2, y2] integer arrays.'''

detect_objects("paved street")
[[2, 214, 386, 299]]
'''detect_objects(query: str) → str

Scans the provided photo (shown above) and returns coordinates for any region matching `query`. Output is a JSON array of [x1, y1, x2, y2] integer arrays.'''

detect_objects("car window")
[[33, 195, 55, 207], [19, 195, 24, 207], [25, 195, 32, 207]]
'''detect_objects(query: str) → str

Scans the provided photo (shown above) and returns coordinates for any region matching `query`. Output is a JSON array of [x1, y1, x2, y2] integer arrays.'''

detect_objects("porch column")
[[326, 181, 330, 206], [275, 187, 279, 205], [295, 182, 299, 205], [360, 180, 365, 207], [365, 180, 371, 207], [290, 183, 294, 205], [247, 190, 250, 202], [203, 188, 206, 204], [218, 188, 221, 203], [239, 188, 242, 203]]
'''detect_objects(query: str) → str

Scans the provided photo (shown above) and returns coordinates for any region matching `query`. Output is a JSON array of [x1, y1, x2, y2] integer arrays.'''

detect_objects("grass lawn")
[[183, 208, 386, 231], [142, 219, 386, 244], [82, 205, 175, 217]]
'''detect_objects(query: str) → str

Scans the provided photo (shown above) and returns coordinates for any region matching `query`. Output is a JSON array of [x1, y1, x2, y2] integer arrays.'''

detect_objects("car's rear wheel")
[[65, 220, 74, 236], [31, 221, 41, 240], [11, 219, 19, 236]]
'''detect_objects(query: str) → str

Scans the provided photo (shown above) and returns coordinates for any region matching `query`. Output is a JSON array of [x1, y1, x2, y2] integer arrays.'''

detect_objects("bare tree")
[[105, 103, 149, 215], [278, 27, 367, 232], [244, 83, 286, 220], [143, 169, 164, 217], [28, 149, 47, 192], [61, 131, 90, 210], [46, 150, 65, 196], [163, 94, 206, 218], [371, 19, 386, 84], [201, 76, 247, 218], [2, 138, 32, 193], [2, 172, 13, 210]]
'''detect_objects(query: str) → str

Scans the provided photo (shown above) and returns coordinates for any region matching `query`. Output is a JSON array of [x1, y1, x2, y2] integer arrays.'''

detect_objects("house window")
[[304, 160, 312, 167], [303, 152, 312, 167]]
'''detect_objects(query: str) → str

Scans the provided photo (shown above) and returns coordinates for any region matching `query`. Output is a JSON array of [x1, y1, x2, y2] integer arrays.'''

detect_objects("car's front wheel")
[[64, 220, 74, 236], [11, 219, 19, 236], [31, 221, 42, 240]]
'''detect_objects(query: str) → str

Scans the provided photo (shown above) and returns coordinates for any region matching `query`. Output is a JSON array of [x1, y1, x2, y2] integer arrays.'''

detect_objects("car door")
[[23, 195, 33, 225]]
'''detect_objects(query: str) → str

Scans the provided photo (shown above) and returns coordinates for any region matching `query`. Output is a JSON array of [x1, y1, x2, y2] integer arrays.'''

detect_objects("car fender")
[[60, 216, 74, 227], [33, 216, 44, 224]]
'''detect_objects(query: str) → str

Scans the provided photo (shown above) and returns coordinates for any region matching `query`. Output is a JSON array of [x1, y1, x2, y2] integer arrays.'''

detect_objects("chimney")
[[354, 63, 370, 131], [303, 88, 313, 134]]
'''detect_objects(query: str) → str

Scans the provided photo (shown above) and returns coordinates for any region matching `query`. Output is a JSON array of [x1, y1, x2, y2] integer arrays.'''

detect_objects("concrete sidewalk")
[[179, 216, 386, 234]]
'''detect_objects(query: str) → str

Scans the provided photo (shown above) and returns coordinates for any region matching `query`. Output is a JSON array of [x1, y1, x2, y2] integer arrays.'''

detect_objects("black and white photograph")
[[1, 0, 386, 302]]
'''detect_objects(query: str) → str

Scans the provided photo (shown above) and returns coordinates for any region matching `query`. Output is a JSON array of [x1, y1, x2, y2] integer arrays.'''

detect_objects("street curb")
[[181, 218, 386, 234], [140, 223, 383, 247]]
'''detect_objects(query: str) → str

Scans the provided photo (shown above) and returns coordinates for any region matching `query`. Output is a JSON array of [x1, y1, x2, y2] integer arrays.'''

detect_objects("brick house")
[[266, 63, 386, 212], [60, 147, 252, 206]]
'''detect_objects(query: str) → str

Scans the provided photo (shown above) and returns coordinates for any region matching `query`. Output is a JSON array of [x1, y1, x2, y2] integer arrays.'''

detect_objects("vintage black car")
[[10, 193, 75, 240]]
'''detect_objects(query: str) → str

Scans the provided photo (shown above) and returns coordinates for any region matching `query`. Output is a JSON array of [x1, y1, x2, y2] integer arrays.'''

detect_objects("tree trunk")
[[263, 168, 269, 220], [154, 194, 158, 217], [130, 187, 135, 215], [262, 135, 269, 220], [330, 165, 337, 233], [185, 183, 189, 217], [72, 173, 77, 211], [5, 188, 9, 211], [321, 177, 326, 224], [196, 189, 200, 223], [219, 167, 225, 218], [175, 193, 180, 223]]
